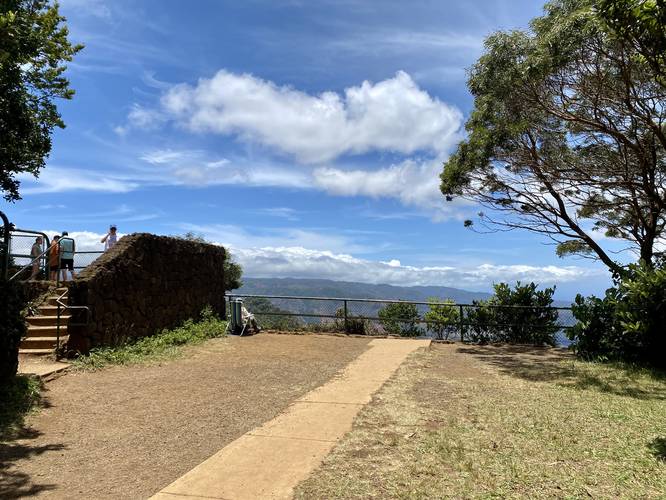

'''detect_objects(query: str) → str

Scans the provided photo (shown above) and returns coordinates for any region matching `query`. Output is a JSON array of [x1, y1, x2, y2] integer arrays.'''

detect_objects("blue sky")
[[3, 0, 617, 299]]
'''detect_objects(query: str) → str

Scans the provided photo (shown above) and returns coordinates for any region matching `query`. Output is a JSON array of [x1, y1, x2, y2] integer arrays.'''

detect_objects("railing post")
[[343, 299, 348, 334], [56, 299, 61, 354], [459, 304, 464, 342]]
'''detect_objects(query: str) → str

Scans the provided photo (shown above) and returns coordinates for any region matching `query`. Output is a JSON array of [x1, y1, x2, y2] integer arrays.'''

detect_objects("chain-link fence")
[[7, 229, 103, 281], [227, 294, 577, 346]]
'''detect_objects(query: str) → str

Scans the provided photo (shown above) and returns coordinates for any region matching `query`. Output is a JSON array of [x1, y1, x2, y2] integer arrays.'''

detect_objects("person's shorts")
[[60, 259, 74, 271]]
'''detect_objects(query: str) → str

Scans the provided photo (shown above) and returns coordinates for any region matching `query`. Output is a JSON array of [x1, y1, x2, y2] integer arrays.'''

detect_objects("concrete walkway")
[[18, 354, 69, 380], [151, 338, 430, 500]]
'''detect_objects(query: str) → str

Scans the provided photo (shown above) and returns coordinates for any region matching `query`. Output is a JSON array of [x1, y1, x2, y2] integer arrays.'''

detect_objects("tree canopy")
[[0, 0, 82, 202], [440, 0, 666, 274]]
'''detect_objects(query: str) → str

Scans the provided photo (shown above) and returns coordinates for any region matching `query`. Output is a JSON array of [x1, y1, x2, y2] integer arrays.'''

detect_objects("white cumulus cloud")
[[25, 228, 603, 291], [136, 70, 462, 163]]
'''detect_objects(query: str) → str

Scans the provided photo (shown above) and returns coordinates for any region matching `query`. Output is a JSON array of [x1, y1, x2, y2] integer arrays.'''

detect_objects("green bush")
[[334, 307, 370, 335], [570, 265, 666, 368], [378, 302, 422, 337], [243, 297, 302, 330], [424, 298, 460, 340], [0, 280, 27, 384], [73, 306, 227, 370], [466, 282, 559, 346], [0, 375, 42, 439]]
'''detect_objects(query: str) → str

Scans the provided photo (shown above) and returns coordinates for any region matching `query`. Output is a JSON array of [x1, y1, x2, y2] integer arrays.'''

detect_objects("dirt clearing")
[[1, 333, 371, 499], [295, 343, 666, 499]]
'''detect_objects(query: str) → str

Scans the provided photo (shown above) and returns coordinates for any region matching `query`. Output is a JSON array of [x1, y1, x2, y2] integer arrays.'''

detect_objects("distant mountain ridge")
[[237, 277, 494, 303]]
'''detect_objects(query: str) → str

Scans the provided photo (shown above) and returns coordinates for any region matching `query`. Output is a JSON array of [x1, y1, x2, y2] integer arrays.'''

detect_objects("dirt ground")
[[0, 333, 371, 499]]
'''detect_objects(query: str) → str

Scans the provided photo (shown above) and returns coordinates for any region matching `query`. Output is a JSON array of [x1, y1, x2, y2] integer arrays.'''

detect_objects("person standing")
[[101, 224, 117, 251], [49, 235, 60, 281], [59, 231, 76, 281], [29, 236, 43, 280]]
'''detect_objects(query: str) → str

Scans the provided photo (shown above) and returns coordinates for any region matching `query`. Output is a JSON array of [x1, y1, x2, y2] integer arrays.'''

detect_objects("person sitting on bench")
[[241, 304, 261, 333]]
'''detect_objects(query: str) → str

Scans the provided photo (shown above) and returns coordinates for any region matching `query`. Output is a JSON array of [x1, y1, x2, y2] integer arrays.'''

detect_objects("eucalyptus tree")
[[440, 0, 666, 274], [1, 0, 82, 202]]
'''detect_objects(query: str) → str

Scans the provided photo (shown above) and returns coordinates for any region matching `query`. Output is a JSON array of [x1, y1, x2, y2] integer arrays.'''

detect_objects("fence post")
[[343, 299, 348, 333], [459, 304, 464, 342]]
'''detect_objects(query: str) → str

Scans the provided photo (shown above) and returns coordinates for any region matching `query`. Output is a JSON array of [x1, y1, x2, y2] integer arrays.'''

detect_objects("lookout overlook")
[[2, 0, 666, 497]]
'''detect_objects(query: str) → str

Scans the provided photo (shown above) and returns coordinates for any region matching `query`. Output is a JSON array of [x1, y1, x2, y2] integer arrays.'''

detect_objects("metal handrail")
[[55, 288, 90, 359], [226, 293, 574, 310], [226, 293, 575, 343]]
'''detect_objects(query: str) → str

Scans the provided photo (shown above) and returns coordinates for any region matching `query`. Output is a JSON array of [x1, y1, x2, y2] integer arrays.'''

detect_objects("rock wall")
[[67, 233, 226, 352], [20, 281, 54, 305]]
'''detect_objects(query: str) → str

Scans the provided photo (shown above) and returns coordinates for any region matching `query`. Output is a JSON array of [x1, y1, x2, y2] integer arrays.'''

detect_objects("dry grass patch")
[[295, 344, 666, 499]]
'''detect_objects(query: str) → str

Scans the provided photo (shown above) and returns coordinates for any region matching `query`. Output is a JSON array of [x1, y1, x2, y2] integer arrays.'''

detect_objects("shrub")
[[0, 280, 27, 384], [424, 298, 460, 340], [73, 306, 227, 370], [466, 282, 559, 346], [378, 302, 422, 337], [569, 265, 666, 368], [334, 307, 370, 335]]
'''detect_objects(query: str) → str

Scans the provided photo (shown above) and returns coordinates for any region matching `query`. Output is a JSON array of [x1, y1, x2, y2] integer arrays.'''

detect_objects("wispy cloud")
[[326, 31, 484, 54], [250, 207, 301, 221], [19, 167, 139, 195]]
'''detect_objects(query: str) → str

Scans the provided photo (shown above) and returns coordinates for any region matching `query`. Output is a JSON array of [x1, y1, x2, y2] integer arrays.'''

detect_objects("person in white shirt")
[[101, 225, 118, 251], [241, 305, 261, 333]]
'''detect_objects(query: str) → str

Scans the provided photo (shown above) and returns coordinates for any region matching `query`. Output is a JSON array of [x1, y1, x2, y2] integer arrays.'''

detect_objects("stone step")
[[26, 315, 71, 326], [45, 296, 69, 307], [38, 305, 69, 315], [26, 325, 68, 336], [19, 348, 57, 356], [20, 336, 66, 350], [24, 328, 62, 339]]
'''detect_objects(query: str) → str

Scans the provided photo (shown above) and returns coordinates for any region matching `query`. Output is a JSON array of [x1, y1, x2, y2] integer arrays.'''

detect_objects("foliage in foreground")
[[295, 347, 666, 499], [466, 282, 559, 345], [570, 264, 666, 368], [378, 302, 422, 337], [0, 0, 82, 202], [424, 298, 460, 340], [73, 307, 227, 370], [0, 280, 27, 384], [0, 375, 42, 440]]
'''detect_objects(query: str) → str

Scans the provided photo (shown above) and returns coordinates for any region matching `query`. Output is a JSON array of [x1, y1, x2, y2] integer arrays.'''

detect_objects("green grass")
[[295, 345, 666, 499], [0, 375, 43, 440], [73, 307, 227, 370]]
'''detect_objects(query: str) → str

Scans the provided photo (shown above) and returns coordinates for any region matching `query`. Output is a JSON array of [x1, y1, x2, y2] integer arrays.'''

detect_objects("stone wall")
[[67, 233, 226, 352], [20, 280, 54, 305]]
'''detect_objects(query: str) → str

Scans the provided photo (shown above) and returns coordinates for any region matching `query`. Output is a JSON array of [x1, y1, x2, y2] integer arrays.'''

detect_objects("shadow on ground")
[[456, 345, 666, 401], [649, 437, 666, 462], [0, 375, 62, 498]]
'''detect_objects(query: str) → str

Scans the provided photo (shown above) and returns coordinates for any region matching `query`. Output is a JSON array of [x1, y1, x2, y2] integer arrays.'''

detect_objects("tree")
[[424, 298, 460, 340], [597, 0, 666, 86], [1, 0, 82, 201], [378, 302, 422, 337], [182, 231, 243, 291], [440, 0, 666, 274]]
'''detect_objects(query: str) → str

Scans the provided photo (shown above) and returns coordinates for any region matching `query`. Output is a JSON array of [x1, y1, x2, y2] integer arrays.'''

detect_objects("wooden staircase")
[[20, 287, 71, 355]]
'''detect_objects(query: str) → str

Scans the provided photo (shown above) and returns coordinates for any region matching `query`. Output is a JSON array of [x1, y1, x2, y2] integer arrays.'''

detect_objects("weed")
[[0, 375, 43, 440], [73, 307, 227, 370]]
